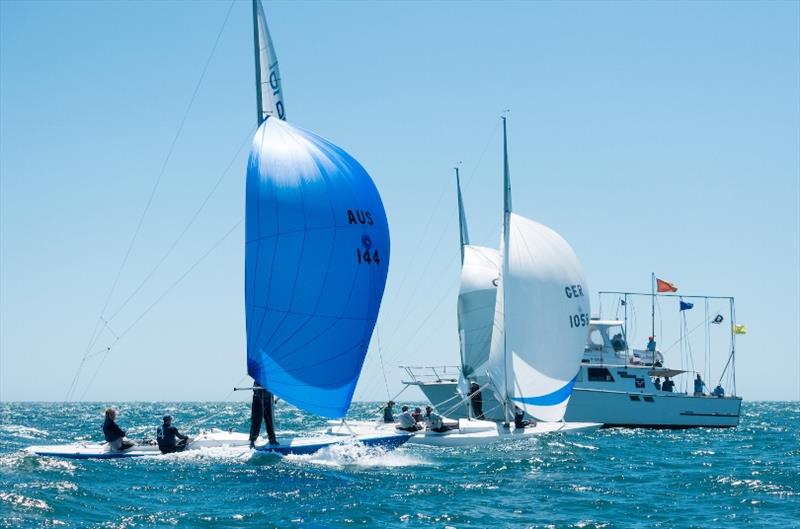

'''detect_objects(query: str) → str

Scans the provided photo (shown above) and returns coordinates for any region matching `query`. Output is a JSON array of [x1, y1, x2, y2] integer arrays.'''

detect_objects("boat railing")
[[400, 365, 460, 384]]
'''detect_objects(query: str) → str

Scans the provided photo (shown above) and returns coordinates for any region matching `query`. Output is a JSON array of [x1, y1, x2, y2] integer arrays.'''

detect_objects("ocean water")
[[1, 401, 798, 529]]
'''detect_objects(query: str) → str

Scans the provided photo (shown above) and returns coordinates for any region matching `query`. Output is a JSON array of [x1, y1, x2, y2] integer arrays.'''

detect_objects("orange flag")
[[656, 278, 678, 292]]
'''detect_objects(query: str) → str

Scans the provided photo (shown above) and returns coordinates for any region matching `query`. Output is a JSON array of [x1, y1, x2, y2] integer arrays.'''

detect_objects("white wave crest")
[[284, 442, 425, 468], [0, 424, 48, 439]]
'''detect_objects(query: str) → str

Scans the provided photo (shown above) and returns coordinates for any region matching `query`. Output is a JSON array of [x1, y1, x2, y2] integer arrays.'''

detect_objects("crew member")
[[102, 408, 135, 452], [694, 374, 706, 396], [397, 406, 422, 432], [250, 381, 278, 448], [383, 401, 395, 423], [514, 406, 532, 429], [662, 377, 675, 392], [424, 406, 452, 433], [469, 382, 484, 419], [156, 415, 189, 454], [653, 377, 662, 391]]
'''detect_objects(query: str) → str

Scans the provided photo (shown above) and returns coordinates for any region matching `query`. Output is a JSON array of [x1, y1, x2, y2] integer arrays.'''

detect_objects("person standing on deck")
[[694, 374, 707, 396], [249, 381, 278, 448], [469, 382, 484, 419]]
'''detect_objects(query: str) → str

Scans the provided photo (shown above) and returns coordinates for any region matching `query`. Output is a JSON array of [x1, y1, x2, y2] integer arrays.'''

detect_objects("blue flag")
[[679, 301, 694, 311]]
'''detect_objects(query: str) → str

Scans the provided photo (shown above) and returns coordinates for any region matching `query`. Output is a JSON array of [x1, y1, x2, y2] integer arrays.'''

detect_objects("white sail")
[[488, 213, 590, 422], [458, 245, 500, 377], [253, 0, 286, 122]]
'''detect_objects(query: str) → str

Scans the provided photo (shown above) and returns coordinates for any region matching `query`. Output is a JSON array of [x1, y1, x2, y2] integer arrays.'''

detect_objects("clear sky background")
[[1, 0, 798, 403]]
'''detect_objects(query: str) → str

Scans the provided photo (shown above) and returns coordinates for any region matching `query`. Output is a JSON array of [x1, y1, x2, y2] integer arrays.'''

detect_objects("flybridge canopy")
[[590, 319, 624, 327], [599, 291, 734, 300]]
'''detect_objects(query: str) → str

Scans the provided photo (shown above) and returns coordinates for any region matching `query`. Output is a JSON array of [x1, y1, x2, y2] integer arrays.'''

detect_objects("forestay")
[[245, 117, 389, 418]]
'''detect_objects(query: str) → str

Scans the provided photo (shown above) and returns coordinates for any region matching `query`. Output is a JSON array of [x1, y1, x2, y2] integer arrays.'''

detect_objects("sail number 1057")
[[569, 313, 590, 328]]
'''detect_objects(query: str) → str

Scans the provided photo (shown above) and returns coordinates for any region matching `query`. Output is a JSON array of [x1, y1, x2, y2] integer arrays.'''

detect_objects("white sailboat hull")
[[326, 418, 600, 447], [25, 429, 252, 460], [565, 388, 742, 428]]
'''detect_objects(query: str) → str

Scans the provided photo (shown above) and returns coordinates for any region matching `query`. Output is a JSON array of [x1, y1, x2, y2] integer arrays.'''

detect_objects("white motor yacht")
[[404, 318, 742, 429]]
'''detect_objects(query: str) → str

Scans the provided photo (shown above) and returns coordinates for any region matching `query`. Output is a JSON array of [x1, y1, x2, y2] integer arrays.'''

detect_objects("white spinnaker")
[[458, 245, 500, 377], [254, 0, 286, 121], [487, 213, 590, 422]]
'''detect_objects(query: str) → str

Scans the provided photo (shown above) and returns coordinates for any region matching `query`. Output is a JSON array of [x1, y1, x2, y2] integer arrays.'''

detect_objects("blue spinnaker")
[[245, 117, 389, 419]]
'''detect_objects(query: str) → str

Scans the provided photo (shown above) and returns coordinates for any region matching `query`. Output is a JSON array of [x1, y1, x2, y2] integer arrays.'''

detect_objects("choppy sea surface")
[[1, 401, 798, 529]]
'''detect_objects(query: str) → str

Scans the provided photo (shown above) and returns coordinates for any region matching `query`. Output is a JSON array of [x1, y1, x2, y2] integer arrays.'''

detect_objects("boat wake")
[[284, 442, 425, 469], [158, 445, 253, 463]]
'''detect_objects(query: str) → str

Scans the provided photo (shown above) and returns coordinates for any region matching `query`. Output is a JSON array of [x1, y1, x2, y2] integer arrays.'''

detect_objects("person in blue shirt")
[[102, 408, 134, 452], [712, 385, 725, 398], [156, 415, 189, 454], [694, 374, 707, 396], [382, 401, 395, 423], [646, 336, 656, 352]]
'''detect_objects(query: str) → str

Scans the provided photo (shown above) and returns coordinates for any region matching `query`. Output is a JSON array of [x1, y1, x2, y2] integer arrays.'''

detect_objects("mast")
[[501, 116, 511, 423], [651, 272, 656, 340], [456, 166, 469, 264]]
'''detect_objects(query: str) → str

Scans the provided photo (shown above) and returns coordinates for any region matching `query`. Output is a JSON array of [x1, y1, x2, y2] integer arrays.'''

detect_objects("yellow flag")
[[733, 324, 747, 335]]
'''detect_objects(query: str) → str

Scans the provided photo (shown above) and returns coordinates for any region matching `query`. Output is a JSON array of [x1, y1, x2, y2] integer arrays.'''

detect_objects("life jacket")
[[156, 424, 177, 451]]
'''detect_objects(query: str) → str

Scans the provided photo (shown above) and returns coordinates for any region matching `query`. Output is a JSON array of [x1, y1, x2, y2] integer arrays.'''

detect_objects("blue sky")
[[1, 0, 798, 402]]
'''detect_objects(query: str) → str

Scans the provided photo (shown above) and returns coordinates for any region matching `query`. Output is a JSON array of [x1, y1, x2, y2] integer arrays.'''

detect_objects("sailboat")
[[26, 0, 410, 459], [244, 0, 409, 455], [330, 118, 601, 446]]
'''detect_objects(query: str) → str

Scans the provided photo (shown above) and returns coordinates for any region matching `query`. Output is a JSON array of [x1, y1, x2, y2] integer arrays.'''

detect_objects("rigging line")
[[375, 324, 391, 401], [99, 0, 237, 324], [77, 219, 242, 399], [660, 307, 725, 354], [107, 125, 255, 323], [383, 277, 460, 364], [381, 120, 501, 346], [185, 375, 249, 430], [70, 0, 237, 399], [117, 219, 242, 341]]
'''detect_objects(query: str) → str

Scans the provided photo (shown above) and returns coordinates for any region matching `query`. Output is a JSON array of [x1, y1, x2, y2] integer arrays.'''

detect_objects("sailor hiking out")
[[102, 408, 135, 452], [156, 415, 190, 454]]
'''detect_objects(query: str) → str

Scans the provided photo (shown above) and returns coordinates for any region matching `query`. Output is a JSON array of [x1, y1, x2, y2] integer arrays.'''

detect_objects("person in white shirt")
[[396, 406, 421, 432]]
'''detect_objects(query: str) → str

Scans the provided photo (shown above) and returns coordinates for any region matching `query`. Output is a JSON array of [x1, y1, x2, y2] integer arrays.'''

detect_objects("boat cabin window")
[[587, 329, 604, 351], [587, 367, 614, 382]]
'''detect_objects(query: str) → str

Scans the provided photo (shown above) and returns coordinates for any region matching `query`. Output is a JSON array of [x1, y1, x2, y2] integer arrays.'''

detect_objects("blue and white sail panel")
[[245, 117, 389, 418], [253, 0, 286, 122], [458, 245, 500, 377], [488, 213, 590, 422]]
